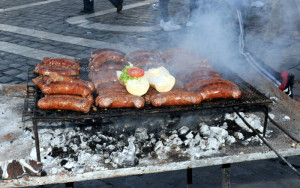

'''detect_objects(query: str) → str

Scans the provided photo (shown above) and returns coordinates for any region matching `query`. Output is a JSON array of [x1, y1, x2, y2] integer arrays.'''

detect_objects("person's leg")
[[159, 0, 181, 31], [108, 0, 123, 12], [83, 0, 94, 12], [190, 0, 196, 14], [187, 0, 197, 26], [160, 0, 170, 22]]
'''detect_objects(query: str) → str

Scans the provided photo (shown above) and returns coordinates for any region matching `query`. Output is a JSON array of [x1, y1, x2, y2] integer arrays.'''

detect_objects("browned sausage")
[[91, 62, 124, 71], [46, 72, 95, 92], [185, 78, 237, 92], [32, 76, 47, 89], [34, 64, 79, 76], [96, 95, 145, 108], [125, 50, 164, 68], [89, 51, 126, 70], [38, 95, 91, 113], [90, 48, 126, 60], [88, 69, 118, 80], [145, 89, 203, 107], [93, 77, 118, 89], [42, 57, 80, 70], [126, 50, 161, 61], [189, 70, 221, 79], [200, 86, 242, 100], [41, 82, 92, 97]]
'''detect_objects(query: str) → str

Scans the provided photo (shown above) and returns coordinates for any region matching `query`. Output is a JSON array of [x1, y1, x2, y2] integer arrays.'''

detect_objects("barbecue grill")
[[23, 59, 272, 162]]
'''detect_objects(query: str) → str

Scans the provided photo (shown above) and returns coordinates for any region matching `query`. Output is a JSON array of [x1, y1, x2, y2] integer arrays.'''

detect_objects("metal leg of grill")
[[65, 182, 74, 188], [262, 106, 269, 137], [33, 119, 41, 162], [187, 168, 192, 188], [222, 164, 231, 188]]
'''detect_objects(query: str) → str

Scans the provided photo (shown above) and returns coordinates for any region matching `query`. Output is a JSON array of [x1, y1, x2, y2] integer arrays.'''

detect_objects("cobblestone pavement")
[[1, 0, 300, 187]]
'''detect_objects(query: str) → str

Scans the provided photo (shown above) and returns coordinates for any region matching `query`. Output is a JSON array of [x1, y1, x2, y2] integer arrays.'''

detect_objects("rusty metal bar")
[[233, 108, 300, 177]]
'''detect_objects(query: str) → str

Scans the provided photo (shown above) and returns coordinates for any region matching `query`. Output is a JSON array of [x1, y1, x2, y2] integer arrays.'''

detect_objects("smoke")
[[166, 0, 300, 78], [169, 0, 243, 70]]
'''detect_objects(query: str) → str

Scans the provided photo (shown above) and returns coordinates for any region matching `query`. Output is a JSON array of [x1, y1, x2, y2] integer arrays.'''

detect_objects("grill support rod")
[[33, 119, 41, 162], [233, 108, 300, 177], [187, 168, 192, 188], [222, 164, 231, 188]]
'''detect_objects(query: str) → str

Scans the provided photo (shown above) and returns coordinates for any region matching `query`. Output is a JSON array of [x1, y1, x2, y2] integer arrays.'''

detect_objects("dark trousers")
[[83, 0, 121, 11], [160, 0, 197, 22], [109, 0, 120, 7], [83, 0, 94, 11]]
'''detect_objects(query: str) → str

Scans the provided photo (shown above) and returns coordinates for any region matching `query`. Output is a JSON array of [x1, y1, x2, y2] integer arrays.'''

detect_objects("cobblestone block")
[[4, 69, 22, 76], [16, 72, 28, 81], [8, 63, 22, 69], [0, 65, 9, 71], [17, 65, 31, 72], [0, 76, 14, 83]]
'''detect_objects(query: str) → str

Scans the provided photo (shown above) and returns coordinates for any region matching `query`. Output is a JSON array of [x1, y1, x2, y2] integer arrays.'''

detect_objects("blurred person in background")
[[159, 0, 199, 31], [81, 0, 123, 14]]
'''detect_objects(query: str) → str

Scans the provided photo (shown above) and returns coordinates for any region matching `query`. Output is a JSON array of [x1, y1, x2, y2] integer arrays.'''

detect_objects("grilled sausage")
[[91, 62, 124, 71], [189, 70, 221, 79], [200, 86, 242, 100], [145, 89, 203, 107], [88, 69, 118, 80], [42, 57, 80, 70], [46, 72, 95, 92], [125, 50, 164, 68], [38, 95, 92, 113], [91, 48, 126, 60], [32, 76, 47, 89], [41, 81, 92, 97], [96, 94, 145, 108], [185, 78, 237, 92], [34, 64, 79, 76], [89, 51, 126, 70]]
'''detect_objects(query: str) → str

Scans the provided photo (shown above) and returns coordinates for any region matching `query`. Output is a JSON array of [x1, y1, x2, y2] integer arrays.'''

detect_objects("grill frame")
[[23, 59, 272, 162], [23, 61, 272, 121]]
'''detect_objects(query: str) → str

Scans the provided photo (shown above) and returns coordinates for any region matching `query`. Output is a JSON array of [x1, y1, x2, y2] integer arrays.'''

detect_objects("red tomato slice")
[[127, 67, 144, 77]]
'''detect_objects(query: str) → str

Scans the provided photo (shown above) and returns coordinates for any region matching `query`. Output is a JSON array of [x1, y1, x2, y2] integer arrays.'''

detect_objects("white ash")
[[135, 128, 149, 141], [179, 126, 189, 135], [270, 96, 278, 104], [27, 113, 272, 176], [220, 122, 228, 129], [199, 124, 210, 137], [226, 136, 236, 145], [234, 132, 244, 140], [282, 116, 290, 121], [225, 112, 264, 133], [268, 113, 275, 119]]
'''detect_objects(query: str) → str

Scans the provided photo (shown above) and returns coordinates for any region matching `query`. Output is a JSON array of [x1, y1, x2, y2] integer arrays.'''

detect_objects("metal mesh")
[[23, 59, 272, 121]]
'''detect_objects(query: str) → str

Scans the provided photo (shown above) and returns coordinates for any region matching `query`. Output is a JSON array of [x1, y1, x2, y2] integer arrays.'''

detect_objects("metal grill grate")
[[23, 59, 272, 121]]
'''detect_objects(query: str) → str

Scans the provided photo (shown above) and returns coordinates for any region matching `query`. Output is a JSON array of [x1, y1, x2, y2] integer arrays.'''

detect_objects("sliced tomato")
[[127, 67, 144, 77]]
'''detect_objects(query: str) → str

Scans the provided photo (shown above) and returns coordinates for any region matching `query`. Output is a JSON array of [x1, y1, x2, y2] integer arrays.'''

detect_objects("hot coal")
[[36, 112, 272, 175]]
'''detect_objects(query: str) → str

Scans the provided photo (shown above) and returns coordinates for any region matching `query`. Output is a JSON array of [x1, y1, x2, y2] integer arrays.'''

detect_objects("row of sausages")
[[33, 58, 95, 113], [32, 48, 242, 112], [88, 48, 242, 108]]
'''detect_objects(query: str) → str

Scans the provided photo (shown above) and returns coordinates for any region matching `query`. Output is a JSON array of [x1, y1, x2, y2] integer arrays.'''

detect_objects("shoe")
[[160, 20, 181, 31], [117, 0, 123, 12], [80, 9, 94, 14], [152, 3, 159, 10], [186, 21, 194, 27]]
